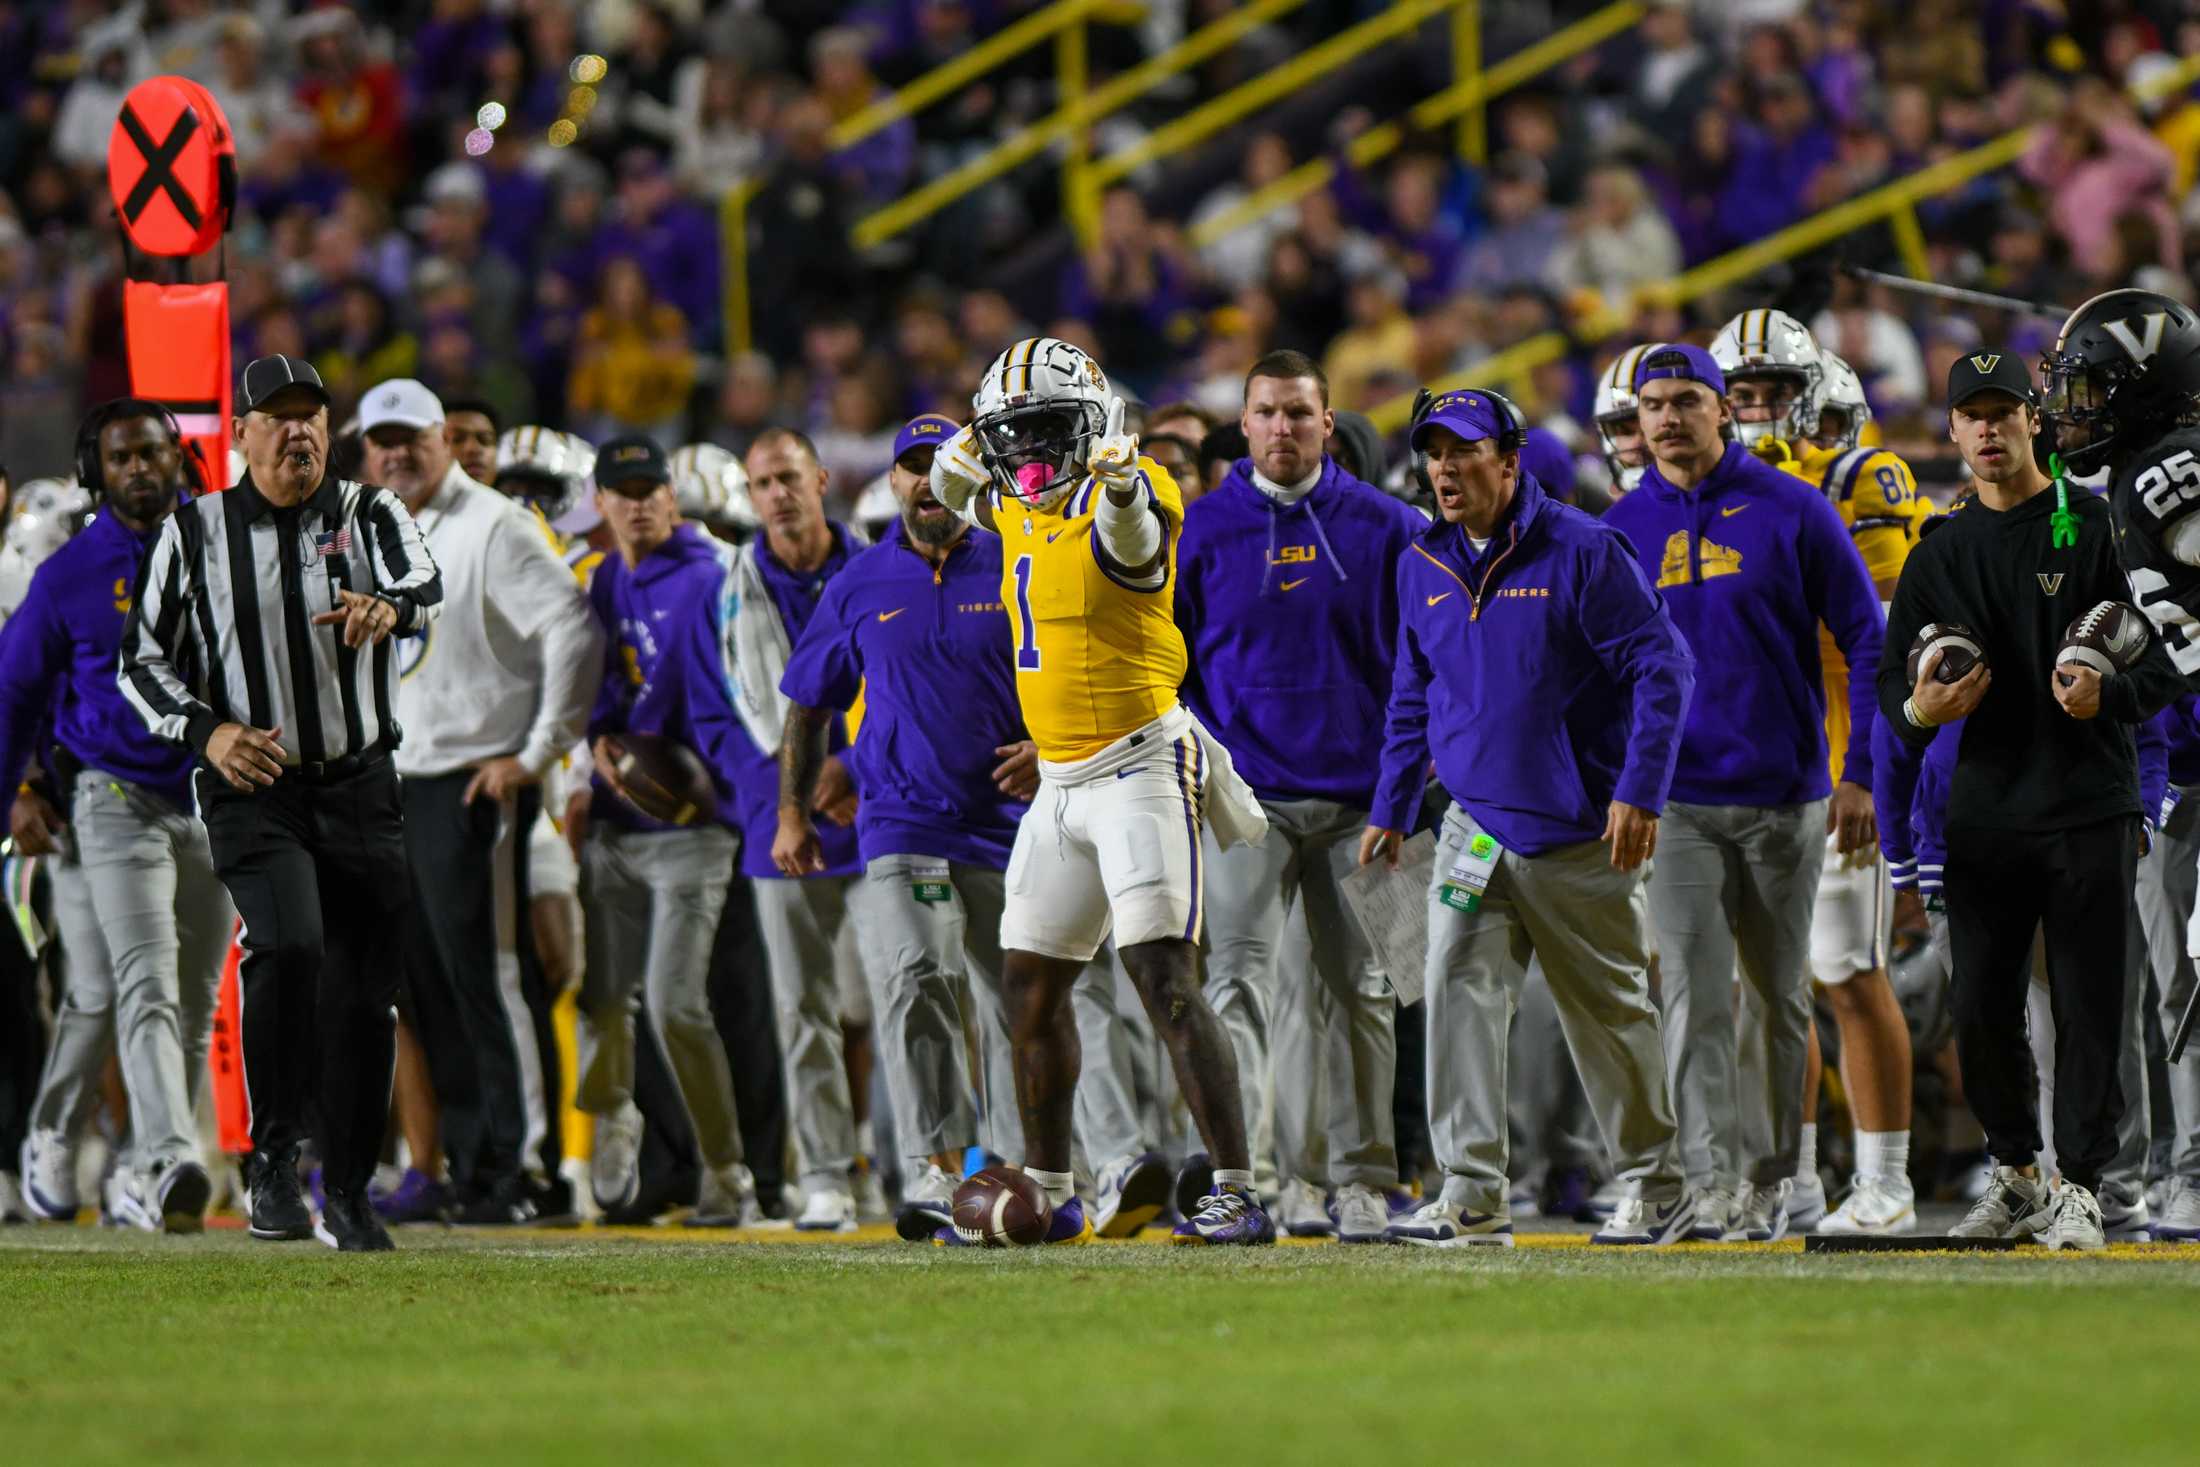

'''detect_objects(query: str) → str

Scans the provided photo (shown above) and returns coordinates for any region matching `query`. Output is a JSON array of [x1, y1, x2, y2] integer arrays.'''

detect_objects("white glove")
[[1086, 396, 1140, 492], [929, 424, 988, 514]]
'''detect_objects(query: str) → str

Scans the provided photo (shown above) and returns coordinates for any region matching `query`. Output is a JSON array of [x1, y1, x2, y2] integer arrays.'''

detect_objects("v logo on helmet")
[[2103, 313, 2169, 363]]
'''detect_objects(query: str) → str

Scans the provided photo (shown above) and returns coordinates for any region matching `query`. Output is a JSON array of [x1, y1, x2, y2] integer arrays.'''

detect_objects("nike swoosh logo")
[[1426, 592, 1451, 607], [1720, 504, 1748, 517], [1115, 767, 1143, 779], [876, 609, 906, 623], [1280, 577, 1309, 591], [1046, 530, 1064, 543]]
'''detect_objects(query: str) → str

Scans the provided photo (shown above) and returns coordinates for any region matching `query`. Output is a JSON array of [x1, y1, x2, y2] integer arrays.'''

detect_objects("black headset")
[[74, 398, 204, 501], [1408, 385, 1528, 501]]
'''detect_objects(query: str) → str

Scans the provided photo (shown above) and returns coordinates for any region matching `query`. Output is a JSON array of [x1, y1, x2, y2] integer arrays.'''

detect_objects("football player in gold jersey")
[[929, 336, 1275, 1245]]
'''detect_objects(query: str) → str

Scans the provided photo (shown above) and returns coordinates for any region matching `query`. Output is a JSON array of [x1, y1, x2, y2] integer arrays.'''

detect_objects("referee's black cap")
[[1947, 349, 2038, 411], [238, 355, 331, 414], [594, 434, 672, 492]]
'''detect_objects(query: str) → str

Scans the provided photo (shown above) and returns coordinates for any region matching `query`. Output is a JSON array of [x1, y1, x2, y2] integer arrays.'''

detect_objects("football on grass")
[[2057, 600, 2151, 687], [1905, 622, 1986, 686], [603, 733, 717, 826], [952, 1167, 1053, 1247]]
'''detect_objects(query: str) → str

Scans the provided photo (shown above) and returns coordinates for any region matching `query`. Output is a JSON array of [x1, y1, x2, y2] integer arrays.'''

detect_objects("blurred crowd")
[[4, 1, 2200, 506]]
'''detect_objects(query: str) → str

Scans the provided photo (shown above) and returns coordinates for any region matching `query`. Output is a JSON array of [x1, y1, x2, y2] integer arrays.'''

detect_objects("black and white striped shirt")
[[119, 473, 443, 768]]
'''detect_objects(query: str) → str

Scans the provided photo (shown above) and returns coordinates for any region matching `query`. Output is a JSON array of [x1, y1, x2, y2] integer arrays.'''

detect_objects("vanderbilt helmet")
[[668, 443, 758, 534], [1814, 351, 1870, 453], [970, 336, 1111, 511], [493, 426, 596, 523], [2040, 288, 2200, 476], [1710, 308, 1824, 445], [1594, 342, 1664, 494]]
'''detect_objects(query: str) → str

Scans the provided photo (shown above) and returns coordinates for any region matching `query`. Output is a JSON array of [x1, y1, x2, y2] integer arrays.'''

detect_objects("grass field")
[[7, 1222, 2200, 1466]]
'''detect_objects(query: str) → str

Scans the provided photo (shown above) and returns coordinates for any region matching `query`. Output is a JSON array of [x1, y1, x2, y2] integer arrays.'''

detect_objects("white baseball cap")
[[360, 379, 445, 432]]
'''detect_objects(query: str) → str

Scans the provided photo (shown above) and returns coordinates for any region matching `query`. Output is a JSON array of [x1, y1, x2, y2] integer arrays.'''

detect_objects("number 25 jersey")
[[2111, 425, 2200, 689], [995, 459, 1188, 763]]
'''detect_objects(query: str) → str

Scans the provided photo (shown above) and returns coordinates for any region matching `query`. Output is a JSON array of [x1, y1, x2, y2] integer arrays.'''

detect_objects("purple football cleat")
[[372, 1167, 448, 1225], [1169, 1186, 1276, 1246]]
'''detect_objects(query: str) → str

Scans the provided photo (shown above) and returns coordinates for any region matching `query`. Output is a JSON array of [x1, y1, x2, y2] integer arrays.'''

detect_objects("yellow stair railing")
[[1364, 49, 2200, 432]]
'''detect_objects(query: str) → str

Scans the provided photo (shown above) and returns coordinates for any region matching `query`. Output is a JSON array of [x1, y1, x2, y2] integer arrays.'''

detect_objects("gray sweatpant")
[[756, 873, 885, 1190], [1651, 799, 1827, 1191], [847, 856, 1017, 1162], [1203, 797, 1396, 1190], [1070, 945, 1175, 1176], [2139, 791, 2200, 1183], [1425, 805, 1682, 1216], [29, 774, 229, 1171], [577, 824, 742, 1170]]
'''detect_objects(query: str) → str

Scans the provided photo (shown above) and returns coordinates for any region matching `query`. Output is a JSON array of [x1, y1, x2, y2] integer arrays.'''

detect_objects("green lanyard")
[[2048, 452, 2078, 549]]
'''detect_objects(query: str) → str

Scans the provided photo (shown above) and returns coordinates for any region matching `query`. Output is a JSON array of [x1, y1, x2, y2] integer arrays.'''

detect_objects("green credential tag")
[[910, 859, 952, 905], [1439, 832, 1501, 912]]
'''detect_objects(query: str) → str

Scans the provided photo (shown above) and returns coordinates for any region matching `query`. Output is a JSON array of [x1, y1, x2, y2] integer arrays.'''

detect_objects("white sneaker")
[[853, 1166, 889, 1222], [1949, 1165, 2051, 1239], [1816, 1174, 1918, 1236], [20, 1129, 79, 1221], [1505, 1179, 1541, 1220], [1276, 1177, 1335, 1238], [1385, 1197, 1514, 1248], [1591, 1190, 1696, 1246], [0, 1169, 27, 1223], [893, 1163, 957, 1241], [1334, 1183, 1389, 1244], [688, 1162, 764, 1228], [2150, 1176, 2200, 1240], [1091, 1152, 1170, 1238], [1788, 1170, 1828, 1232], [588, 1103, 643, 1213], [104, 1168, 158, 1232], [2043, 1181, 2107, 1252], [795, 1187, 858, 1233], [1586, 1177, 1626, 1220], [1687, 1185, 1742, 1241], [1737, 1178, 1792, 1242], [2097, 1184, 2151, 1242]]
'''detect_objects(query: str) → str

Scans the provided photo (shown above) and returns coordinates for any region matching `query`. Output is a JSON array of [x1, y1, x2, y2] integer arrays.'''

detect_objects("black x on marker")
[[117, 103, 201, 231]]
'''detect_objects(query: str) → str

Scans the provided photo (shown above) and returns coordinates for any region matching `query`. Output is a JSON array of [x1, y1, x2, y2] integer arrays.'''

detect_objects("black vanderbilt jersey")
[[2110, 424, 2200, 686]]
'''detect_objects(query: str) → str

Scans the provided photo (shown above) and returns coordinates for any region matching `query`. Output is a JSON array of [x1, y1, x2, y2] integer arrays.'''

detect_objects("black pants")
[[199, 759, 409, 1194], [707, 874, 787, 1201], [402, 773, 541, 1198], [0, 898, 46, 1171], [1945, 816, 2137, 1191]]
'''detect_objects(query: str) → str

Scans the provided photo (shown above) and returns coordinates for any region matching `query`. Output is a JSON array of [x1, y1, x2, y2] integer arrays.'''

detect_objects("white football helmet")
[[1594, 342, 1664, 494], [0, 479, 91, 618], [1710, 308, 1824, 445], [668, 443, 757, 533], [853, 472, 899, 540], [493, 426, 596, 523], [970, 336, 1112, 510], [1814, 351, 1870, 452]]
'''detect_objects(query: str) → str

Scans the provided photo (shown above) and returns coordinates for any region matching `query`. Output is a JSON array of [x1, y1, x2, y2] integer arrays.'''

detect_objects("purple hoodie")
[[1176, 457, 1427, 808], [1602, 440, 1883, 807]]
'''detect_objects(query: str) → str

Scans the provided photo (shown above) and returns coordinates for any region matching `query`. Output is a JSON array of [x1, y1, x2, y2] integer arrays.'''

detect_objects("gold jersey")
[[995, 460, 1187, 763]]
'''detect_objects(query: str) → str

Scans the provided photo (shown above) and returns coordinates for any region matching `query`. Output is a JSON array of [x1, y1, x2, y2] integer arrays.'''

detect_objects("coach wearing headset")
[[1362, 387, 1698, 1248], [0, 400, 233, 1233]]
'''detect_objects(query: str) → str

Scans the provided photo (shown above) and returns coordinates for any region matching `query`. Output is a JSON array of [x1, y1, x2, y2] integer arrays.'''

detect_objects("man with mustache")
[[119, 355, 443, 1251], [1601, 344, 1885, 1244], [2, 401, 233, 1232]]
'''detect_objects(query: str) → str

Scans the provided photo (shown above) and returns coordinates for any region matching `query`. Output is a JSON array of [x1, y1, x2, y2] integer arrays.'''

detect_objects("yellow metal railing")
[[829, 0, 1103, 150], [1364, 48, 2200, 432]]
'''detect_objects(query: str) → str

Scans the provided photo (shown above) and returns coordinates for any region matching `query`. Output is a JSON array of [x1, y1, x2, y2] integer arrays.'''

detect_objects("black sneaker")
[[452, 1176, 537, 1227], [247, 1149, 314, 1241], [528, 1175, 580, 1228], [315, 1188, 396, 1251], [151, 1158, 212, 1234], [1172, 1152, 1214, 1222]]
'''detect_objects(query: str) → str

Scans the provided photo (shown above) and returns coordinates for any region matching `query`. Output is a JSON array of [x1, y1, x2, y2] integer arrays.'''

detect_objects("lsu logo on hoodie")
[[1655, 529, 1744, 589]]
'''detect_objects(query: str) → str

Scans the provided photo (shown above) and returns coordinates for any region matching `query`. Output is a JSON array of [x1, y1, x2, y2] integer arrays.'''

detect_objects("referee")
[[1879, 350, 2180, 1250], [118, 355, 443, 1252]]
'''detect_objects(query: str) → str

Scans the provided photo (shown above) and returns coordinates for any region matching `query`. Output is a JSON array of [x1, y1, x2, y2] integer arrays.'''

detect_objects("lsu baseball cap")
[[1947, 348, 2038, 410], [1410, 389, 1513, 451], [359, 378, 445, 433], [237, 354, 331, 414], [894, 413, 960, 464], [594, 433, 672, 492], [1633, 343, 1728, 396]]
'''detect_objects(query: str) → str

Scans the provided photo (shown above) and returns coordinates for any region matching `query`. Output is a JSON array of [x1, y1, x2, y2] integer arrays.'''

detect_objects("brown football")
[[604, 732, 717, 826], [951, 1166, 1053, 1247]]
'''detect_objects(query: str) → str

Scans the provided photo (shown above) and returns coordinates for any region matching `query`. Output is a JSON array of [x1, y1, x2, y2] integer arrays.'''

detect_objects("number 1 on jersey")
[[1012, 554, 1041, 670]]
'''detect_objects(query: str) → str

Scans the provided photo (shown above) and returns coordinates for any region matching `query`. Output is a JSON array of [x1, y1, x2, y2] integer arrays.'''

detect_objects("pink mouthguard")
[[1013, 462, 1053, 501]]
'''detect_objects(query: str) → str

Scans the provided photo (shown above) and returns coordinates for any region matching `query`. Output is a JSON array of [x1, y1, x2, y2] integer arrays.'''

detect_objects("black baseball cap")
[[594, 433, 671, 492], [237, 354, 331, 414], [1947, 349, 2038, 411]]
